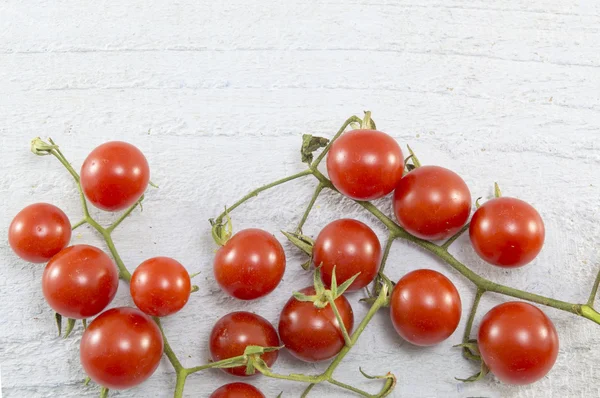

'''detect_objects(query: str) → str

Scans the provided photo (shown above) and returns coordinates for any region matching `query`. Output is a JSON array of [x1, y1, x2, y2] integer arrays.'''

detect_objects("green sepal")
[[301, 134, 329, 164]]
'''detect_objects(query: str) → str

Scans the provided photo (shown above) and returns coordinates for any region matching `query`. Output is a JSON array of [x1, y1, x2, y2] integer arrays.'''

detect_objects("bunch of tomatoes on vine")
[[8, 111, 600, 397]]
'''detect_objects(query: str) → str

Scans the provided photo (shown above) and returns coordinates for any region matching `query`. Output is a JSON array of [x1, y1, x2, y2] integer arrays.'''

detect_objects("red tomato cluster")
[[9, 123, 559, 395]]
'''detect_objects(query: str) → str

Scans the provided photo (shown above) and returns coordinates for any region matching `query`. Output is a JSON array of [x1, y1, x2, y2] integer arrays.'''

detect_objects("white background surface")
[[1, 1, 600, 397]]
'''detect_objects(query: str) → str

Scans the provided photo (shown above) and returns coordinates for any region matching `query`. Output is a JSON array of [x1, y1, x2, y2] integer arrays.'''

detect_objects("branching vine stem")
[[35, 112, 600, 398]]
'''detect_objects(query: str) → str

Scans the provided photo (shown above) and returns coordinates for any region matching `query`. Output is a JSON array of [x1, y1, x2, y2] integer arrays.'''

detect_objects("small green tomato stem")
[[377, 233, 396, 277], [328, 379, 372, 397], [311, 115, 363, 168], [102, 231, 132, 281], [587, 266, 600, 306], [106, 197, 144, 233], [301, 384, 316, 397], [71, 218, 87, 230], [213, 169, 313, 224], [99, 387, 109, 398], [462, 289, 484, 361], [326, 293, 352, 347], [441, 223, 470, 250], [173, 370, 188, 398], [296, 183, 324, 233], [154, 318, 184, 372]]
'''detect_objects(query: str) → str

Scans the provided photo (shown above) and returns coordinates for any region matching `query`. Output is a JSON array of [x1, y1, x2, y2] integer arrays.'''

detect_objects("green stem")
[[106, 197, 144, 233], [441, 223, 470, 250], [173, 370, 188, 398], [72, 219, 87, 230], [101, 231, 132, 281], [326, 293, 352, 347], [213, 169, 313, 224], [155, 318, 184, 372], [462, 289, 484, 361], [328, 379, 371, 397], [301, 384, 316, 397], [99, 387, 109, 398], [296, 183, 324, 233], [312, 115, 362, 168], [377, 233, 396, 277], [587, 266, 600, 306]]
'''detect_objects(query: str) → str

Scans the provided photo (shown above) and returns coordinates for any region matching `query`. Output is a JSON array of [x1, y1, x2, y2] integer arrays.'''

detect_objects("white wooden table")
[[1, 1, 599, 397]]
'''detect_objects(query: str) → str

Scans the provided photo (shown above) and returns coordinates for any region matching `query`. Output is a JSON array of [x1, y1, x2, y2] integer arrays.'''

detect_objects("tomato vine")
[[28, 111, 600, 397]]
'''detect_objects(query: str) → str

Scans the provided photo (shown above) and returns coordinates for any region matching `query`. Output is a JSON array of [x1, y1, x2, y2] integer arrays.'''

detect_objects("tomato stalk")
[[460, 289, 485, 361]]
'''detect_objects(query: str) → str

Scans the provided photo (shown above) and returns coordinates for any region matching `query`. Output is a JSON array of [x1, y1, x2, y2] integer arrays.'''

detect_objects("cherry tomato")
[[469, 197, 545, 268], [209, 311, 280, 377], [326, 129, 404, 201], [210, 383, 265, 398], [393, 166, 472, 240], [80, 141, 150, 212], [42, 245, 118, 319], [130, 257, 191, 317], [278, 287, 354, 362], [80, 307, 163, 389], [8, 203, 71, 263], [312, 219, 381, 291], [390, 269, 461, 346], [214, 229, 285, 300], [478, 302, 558, 385]]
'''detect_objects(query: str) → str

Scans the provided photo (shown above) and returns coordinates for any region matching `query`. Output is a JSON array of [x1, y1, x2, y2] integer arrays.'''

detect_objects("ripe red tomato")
[[469, 197, 545, 267], [478, 302, 558, 385], [326, 129, 404, 201], [42, 245, 118, 319], [312, 219, 381, 291], [210, 383, 265, 398], [393, 166, 472, 240], [209, 311, 280, 377], [130, 257, 191, 317], [390, 269, 461, 346], [80, 141, 150, 212], [213, 229, 285, 300], [8, 203, 71, 263], [278, 287, 354, 362], [80, 307, 164, 389]]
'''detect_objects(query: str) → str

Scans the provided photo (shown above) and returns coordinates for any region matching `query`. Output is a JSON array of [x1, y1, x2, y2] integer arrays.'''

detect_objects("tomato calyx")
[[360, 111, 377, 130], [212, 345, 283, 376], [404, 144, 422, 173], [281, 231, 314, 269], [362, 273, 394, 307], [494, 182, 502, 198], [453, 340, 490, 383], [30, 137, 59, 156], [301, 134, 330, 165], [359, 368, 397, 398], [54, 312, 82, 339], [293, 267, 358, 309], [210, 210, 233, 246]]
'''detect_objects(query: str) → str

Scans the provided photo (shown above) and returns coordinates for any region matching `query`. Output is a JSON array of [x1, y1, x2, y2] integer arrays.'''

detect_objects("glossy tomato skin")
[[209, 311, 280, 377], [326, 129, 404, 201], [312, 219, 381, 291], [80, 307, 163, 390], [130, 257, 191, 317], [469, 197, 545, 267], [8, 203, 71, 263], [478, 302, 558, 385], [214, 229, 285, 300], [393, 166, 472, 241], [80, 141, 150, 212], [42, 245, 118, 319], [278, 287, 354, 362], [390, 269, 461, 346], [210, 383, 265, 398]]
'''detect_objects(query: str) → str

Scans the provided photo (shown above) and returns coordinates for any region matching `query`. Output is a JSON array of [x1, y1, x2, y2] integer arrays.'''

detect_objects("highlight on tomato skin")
[[390, 269, 462, 346], [312, 219, 381, 291], [130, 256, 192, 317], [278, 286, 354, 362], [478, 301, 559, 385], [210, 382, 265, 398], [209, 311, 280, 377], [393, 165, 472, 241], [80, 307, 164, 390], [469, 197, 545, 268], [42, 244, 119, 319], [8, 202, 72, 263], [213, 228, 286, 300], [326, 129, 404, 201], [80, 141, 150, 212]]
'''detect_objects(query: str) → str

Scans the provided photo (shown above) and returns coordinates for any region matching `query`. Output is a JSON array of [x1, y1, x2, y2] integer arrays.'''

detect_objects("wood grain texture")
[[1, 1, 599, 397]]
